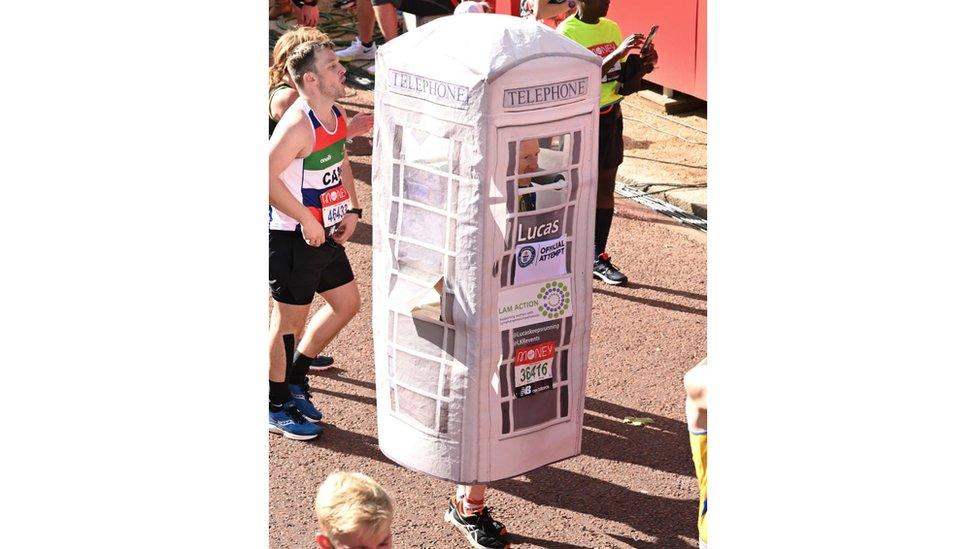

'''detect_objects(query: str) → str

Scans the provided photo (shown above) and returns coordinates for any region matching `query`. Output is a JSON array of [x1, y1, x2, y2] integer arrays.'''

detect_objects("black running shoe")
[[444, 497, 510, 549], [308, 355, 335, 371], [593, 252, 628, 285]]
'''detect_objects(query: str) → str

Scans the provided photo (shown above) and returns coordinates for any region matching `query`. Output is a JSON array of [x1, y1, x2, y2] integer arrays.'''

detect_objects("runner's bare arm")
[[270, 112, 326, 246], [296, 3, 320, 27], [346, 111, 374, 139], [270, 87, 300, 123], [331, 153, 359, 245]]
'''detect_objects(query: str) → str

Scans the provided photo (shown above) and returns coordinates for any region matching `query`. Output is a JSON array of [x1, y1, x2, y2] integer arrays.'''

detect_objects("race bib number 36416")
[[513, 340, 555, 398]]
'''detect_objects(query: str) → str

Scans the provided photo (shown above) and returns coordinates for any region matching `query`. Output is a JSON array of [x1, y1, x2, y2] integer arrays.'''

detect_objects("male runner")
[[558, 0, 657, 285], [268, 40, 363, 440]]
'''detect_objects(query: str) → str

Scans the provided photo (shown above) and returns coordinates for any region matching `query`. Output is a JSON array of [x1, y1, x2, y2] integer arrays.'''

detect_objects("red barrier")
[[607, 0, 705, 100], [494, 0, 706, 100], [493, 0, 519, 15]]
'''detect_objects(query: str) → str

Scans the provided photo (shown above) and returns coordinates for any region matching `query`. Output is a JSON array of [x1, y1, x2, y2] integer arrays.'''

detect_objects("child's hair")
[[315, 471, 394, 541], [269, 27, 333, 91]]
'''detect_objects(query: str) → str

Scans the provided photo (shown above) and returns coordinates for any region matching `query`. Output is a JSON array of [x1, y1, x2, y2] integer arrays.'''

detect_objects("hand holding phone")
[[640, 25, 659, 56]]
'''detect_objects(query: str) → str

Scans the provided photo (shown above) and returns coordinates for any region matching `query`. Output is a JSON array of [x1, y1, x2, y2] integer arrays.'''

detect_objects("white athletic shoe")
[[336, 37, 377, 61]]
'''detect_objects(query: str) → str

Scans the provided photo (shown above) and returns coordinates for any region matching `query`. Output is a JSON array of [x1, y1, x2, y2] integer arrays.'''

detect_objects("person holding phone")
[[558, 0, 657, 286]]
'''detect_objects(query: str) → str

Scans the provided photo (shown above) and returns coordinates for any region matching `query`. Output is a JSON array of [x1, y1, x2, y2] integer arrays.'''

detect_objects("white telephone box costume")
[[371, 14, 601, 483]]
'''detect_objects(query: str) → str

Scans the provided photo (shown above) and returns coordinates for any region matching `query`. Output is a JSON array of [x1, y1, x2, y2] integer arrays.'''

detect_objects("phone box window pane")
[[403, 166, 449, 209], [394, 350, 442, 395], [536, 133, 571, 172], [396, 384, 438, 430], [401, 204, 446, 248], [396, 316, 445, 358], [402, 127, 451, 172]]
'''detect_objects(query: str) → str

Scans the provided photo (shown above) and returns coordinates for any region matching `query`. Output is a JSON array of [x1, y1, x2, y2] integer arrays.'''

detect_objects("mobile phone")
[[640, 25, 659, 55]]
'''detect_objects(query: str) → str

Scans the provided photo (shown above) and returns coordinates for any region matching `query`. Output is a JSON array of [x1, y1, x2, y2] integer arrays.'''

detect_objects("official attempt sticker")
[[513, 340, 555, 398]]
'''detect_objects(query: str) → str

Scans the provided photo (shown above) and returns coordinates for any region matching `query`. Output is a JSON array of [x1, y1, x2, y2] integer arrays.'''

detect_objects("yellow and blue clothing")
[[689, 429, 708, 547]]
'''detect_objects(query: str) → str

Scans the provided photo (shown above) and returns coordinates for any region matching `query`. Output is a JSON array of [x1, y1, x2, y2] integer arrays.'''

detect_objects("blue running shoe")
[[289, 381, 323, 422], [269, 402, 322, 440]]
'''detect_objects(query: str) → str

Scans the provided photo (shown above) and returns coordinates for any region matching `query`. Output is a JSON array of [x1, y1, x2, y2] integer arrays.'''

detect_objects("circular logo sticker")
[[330, 191, 338, 201], [527, 349, 536, 360], [536, 281, 571, 319], [517, 246, 536, 268]]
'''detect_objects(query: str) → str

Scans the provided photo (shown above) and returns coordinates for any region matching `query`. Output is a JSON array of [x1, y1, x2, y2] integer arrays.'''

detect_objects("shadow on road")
[[308, 386, 376, 407], [592, 287, 707, 316], [309, 367, 376, 391], [307, 424, 396, 466], [622, 283, 706, 302], [494, 466, 698, 545], [582, 397, 695, 478], [506, 533, 591, 549]]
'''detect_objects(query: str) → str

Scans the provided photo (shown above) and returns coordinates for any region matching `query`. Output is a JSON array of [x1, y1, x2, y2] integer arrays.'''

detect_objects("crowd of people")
[[268, 1, 705, 547]]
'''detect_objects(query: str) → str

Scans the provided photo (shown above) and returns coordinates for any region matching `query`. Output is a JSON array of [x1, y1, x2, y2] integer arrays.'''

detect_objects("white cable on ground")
[[622, 116, 707, 146], [624, 102, 708, 135], [615, 185, 707, 232]]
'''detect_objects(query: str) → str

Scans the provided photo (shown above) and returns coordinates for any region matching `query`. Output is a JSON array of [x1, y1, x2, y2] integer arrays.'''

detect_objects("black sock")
[[270, 334, 296, 409], [269, 381, 290, 410], [290, 352, 314, 385], [362, 40, 374, 48], [594, 208, 614, 260]]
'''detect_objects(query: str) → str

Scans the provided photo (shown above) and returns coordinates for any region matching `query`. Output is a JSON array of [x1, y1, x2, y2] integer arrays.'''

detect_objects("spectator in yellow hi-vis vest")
[[558, 0, 657, 286]]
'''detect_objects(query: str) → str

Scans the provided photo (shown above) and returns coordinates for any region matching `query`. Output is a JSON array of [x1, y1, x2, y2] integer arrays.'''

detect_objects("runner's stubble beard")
[[316, 76, 345, 105]]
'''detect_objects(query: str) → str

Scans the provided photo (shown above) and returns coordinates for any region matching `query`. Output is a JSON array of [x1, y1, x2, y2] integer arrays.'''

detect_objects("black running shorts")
[[373, 0, 455, 18], [598, 102, 624, 170], [269, 230, 355, 305]]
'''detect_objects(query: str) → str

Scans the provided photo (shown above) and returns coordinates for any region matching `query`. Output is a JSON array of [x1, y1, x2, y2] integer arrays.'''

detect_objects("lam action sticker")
[[498, 275, 573, 330]]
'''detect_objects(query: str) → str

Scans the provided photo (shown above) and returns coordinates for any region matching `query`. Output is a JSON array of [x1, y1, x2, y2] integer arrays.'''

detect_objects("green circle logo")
[[537, 281, 571, 319]]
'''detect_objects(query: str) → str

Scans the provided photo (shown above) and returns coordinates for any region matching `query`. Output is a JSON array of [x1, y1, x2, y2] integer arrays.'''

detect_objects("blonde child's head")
[[314, 471, 394, 549]]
